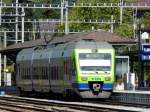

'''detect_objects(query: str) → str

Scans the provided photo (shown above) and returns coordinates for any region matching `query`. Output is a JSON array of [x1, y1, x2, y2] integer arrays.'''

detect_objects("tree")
[[142, 12, 150, 29], [56, 0, 134, 38], [114, 24, 134, 38]]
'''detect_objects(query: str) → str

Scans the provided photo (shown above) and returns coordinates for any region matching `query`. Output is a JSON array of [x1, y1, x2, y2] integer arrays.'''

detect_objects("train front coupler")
[[88, 81, 103, 95]]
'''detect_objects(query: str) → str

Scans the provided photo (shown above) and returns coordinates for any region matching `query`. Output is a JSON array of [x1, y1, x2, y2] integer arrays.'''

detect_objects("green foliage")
[[142, 12, 150, 29], [68, 0, 119, 32], [3, 0, 13, 3], [114, 24, 134, 38], [55, 0, 134, 38], [32, 0, 59, 19]]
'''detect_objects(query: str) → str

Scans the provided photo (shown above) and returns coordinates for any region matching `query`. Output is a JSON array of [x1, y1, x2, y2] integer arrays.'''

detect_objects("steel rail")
[[0, 95, 149, 112]]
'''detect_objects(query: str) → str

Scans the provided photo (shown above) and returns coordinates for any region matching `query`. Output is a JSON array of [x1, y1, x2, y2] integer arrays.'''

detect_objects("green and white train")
[[16, 39, 115, 98]]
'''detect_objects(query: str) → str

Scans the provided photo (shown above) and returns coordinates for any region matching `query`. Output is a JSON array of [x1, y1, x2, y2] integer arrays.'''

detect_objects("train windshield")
[[79, 53, 111, 71]]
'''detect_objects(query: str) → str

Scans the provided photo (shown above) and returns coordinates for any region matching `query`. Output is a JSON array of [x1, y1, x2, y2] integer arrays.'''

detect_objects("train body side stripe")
[[72, 83, 113, 90]]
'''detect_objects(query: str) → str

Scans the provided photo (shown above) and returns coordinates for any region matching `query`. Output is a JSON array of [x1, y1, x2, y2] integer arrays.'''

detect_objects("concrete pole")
[[120, 0, 123, 24], [21, 7, 25, 43], [110, 15, 114, 33], [33, 22, 35, 40], [61, 0, 64, 25], [133, 8, 137, 38], [0, 30, 2, 86], [65, 0, 69, 35], [0, 0, 2, 26], [0, 53, 1, 86], [4, 31, 6, 86], [15, 0, 18, 43]]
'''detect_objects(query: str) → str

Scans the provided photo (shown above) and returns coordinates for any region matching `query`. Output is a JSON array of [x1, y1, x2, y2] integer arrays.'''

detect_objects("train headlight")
[[105, 77, 111, 81], [81, 77, 88, 81]]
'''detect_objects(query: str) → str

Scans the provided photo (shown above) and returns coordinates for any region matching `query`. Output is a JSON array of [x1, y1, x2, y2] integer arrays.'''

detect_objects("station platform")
[[112, 90, 150, 105], [114, 90, 150, 94], [0, 86, 18, 95]]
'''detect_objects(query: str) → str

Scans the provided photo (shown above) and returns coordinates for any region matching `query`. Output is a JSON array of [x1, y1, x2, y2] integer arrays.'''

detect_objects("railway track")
[[0, 95, 149, 112], [87, 98, 150, 109]]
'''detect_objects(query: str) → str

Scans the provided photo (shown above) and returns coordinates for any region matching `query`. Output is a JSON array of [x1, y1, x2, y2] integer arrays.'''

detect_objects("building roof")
[[135, 0, 150, 5], [134, 0, 150, 10], [0, 31, 136, 60]]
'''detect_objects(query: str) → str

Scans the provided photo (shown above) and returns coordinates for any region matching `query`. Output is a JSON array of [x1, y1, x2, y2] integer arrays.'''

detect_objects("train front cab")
[[74, 48, 115, 98]]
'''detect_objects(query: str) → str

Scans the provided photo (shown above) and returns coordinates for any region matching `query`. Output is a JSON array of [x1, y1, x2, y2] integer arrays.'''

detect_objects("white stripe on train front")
[[79, 60, 111, 66]]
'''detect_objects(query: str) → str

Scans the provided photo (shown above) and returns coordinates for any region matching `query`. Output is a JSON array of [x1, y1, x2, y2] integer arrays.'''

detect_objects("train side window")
[[22, 68, 25, 79], [17, 64, 20, 77], [68, 59, 72, 80], [37, 67, 39, 79], [39, 67, 42, 79], [41, 67, 43, 79], [22, 68, 24, 79], [57, 66, 59, 80], [33, 67, 36, 79], [52, 66, 54, 79], [26, 68, 28, 79], [72, 59, 76, 76], [42, 67, 45, 79], [51, 67, 53, 79], [50, 67, 52, 79], [36, 67, 38, 79], [45, 67, 48, 79], [27, 68, 29, 79], [64, 60, 68, 75], [53, 66, 55, 80], [33, 67, 35, 79], [57, 66, 61, 80], [42, 67, 44, 79], [40, 67, 42, 79], [64, 61, 66, 74], [24, 68, 26, 79], [22, 67, 24, 78], [29, 68, 31, 79], [43, 67, 45, 79], [54, 66, 56, 80], [43, 67, 46, 79], [56, 66, 57, 80], [21, 68, 23, 79], [45, 67, 47, 79], [51, 66, 54, 80], [54, 66, 57, 80]]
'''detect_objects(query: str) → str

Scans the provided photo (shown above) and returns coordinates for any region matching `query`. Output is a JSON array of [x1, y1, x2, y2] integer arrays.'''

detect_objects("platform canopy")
[[0, 31, 137, 61]]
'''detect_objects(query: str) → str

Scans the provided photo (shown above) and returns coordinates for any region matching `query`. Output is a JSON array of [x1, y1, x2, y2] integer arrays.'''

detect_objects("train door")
[[115, 56, 129, 90]]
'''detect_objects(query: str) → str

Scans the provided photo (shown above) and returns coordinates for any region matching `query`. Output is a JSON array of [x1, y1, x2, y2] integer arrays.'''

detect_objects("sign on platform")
[[141, 54, 150, 61], [142, 45, 150, 52], [141, 32, 149, 39], [141, 44, 150, 61]]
